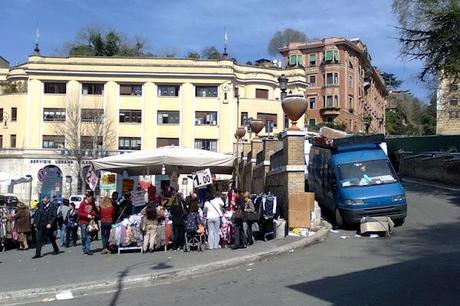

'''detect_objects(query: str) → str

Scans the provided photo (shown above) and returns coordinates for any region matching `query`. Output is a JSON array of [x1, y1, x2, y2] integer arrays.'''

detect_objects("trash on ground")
[[369, 234, 380, 239], [288, 227, 309, 237], [56, 290, 74, 300], [246, 268, 253, 272], [247, 263, 254, 266], [340, 235, 349, 239], [289, 249, 295, 253], [355, 234, 362, 238], [360, 216, 394, 238], [42, 298, 55, 302], [330, 229, 340, 233]]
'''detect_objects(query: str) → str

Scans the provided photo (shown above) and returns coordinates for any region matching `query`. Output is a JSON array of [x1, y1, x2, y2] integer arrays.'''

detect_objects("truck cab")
[[308, 134, 407, 227]]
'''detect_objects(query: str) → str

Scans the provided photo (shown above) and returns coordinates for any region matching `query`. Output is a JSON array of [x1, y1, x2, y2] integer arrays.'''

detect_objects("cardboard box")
[[288, 192, 315, 228], [360, 216, 394, 235]]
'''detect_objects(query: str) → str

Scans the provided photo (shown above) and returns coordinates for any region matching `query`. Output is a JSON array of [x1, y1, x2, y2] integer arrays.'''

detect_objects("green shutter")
[[334, 50, 340, 62], [289, 55, 297, 66], [297, 55, 303, 66], [325, 50, 333, 61]]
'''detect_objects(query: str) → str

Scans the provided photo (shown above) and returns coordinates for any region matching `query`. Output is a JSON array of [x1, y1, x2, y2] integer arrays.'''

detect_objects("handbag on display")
[[87, 219, 99, 233]]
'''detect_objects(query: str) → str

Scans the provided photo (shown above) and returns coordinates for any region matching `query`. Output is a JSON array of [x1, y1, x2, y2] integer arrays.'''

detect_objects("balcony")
[[320, 106, 341, 116]]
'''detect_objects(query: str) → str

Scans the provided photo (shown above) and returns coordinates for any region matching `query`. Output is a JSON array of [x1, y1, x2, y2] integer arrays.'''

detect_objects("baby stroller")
[[184, 213, 206, 252], [184, 228, 206, 252]]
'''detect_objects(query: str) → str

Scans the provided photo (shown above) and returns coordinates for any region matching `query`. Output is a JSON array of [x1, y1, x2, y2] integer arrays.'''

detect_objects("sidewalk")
[[0, 223, 330, 304]]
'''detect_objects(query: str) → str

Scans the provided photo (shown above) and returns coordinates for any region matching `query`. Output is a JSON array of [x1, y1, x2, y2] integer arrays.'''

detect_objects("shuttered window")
[[157, 138, 179, 147], [255, 88, 269, 99]]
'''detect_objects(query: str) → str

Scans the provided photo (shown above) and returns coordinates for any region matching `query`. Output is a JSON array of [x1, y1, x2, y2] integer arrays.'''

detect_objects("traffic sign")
[[37, 168, 46, 181], [192, 168, 213, 188]]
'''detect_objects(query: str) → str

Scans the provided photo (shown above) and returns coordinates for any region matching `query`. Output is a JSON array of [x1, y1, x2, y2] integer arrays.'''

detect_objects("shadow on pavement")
[[404, 181, 460, 207], [288, 219, 460, 305]]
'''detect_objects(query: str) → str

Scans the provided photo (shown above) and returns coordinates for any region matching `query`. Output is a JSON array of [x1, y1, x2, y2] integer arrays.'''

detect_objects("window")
[[241, 112, 248, 126], [195, 86, 218, 97], [42, 135, 65, 149], [195, 111, 218, 125], [80, 136, 103, 150], [157, 138, 179, 147], [120, 84, 142, 96], [309, 97, 316, 109], [119, 110, 142, 123], [157, 111, 180, 124], [449, 111, 459, 119], [43, 108, 66, 122], [194, 139, 217, 152], [324, 50, 340, 63], [158, 85, 180, 97], [0, 135, 2, 149], [308, 75, 316, 87], [0, 108, 3, 122], [10, 134, 16, 148], [348, 60, 354, 69], [449, 99, 458, 107], [309, 53, 317, 66], [325, 72, 339, 86], [81, 109, 104, 123], [348, 96, 353, 109], [324, 95, 339, 108], [82, 83, 104, 95], [11, 108, 17, 121], [118, 137, 141, 150], [309, 118, 316, 127], [288, 54, 304, 67], [255, 88, 269, 99], [349, 75, 353, 88], [44, 82, 66, 94], [257, 113, 277, 129]]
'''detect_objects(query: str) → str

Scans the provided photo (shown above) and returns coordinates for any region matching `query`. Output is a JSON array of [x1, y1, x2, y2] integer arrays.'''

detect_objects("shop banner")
[[192, 168, 212, 188], [100, 173, 116, 190], [86, 164, 98, 191]]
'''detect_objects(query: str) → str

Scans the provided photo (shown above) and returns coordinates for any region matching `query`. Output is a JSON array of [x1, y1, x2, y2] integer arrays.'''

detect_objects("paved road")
[[27, 182, 460, 306]]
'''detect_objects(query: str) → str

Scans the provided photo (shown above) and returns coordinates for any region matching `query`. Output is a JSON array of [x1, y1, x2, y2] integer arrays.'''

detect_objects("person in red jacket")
[[78, 191, 99, 255], [99, 196, 115, 254]]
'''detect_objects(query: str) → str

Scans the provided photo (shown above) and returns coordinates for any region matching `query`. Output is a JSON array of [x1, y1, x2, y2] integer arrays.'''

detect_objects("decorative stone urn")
[[235, 126, 246, 139], [249, 120, 265, 138], [282, 94, 308, 130]]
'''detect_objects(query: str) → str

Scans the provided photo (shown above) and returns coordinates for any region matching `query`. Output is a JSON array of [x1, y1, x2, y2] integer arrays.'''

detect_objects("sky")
[[0, 0, 429, 101]]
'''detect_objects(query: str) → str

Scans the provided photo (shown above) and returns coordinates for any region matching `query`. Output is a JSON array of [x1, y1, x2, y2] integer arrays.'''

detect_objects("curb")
[[1, 221, 331, 304]]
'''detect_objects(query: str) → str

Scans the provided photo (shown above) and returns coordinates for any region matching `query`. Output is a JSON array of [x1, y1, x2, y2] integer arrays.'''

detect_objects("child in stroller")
[[184, 202, 206, 252]]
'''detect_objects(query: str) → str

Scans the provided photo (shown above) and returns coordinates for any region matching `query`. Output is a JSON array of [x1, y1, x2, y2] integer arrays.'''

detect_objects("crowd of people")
[[0, 186, 279, 258]]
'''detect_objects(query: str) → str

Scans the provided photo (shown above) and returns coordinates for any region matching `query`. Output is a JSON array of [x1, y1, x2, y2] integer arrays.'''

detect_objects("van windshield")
[[338, 160, 398, 188]]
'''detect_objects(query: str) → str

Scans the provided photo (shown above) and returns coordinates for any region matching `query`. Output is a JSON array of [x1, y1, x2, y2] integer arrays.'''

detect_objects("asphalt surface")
[[21, 181, 460, 305]]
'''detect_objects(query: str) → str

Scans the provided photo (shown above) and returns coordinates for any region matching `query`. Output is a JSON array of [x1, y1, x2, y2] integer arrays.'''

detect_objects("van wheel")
[[335, 208, 344, 228], [394, 218, 405, 227]]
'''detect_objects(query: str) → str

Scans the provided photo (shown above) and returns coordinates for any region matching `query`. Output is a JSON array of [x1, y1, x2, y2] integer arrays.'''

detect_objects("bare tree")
[[55, 89, 117, 191]]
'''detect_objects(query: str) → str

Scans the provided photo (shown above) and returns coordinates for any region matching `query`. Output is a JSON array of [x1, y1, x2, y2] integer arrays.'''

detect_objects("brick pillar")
[[281, 130, 306, 219]]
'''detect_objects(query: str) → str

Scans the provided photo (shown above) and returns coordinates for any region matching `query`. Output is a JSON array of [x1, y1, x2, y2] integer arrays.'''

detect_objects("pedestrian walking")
[[232, 197, 247, 249], [77, 191, 99, 255], [14, 202, 31, 250], [242, 191, 256, 245], [65, 203, 78, 247], [204, 191, 224, 250], [32, 197, 59, 259], [99, 196, 115, 254], [57, 199, 70, 247]]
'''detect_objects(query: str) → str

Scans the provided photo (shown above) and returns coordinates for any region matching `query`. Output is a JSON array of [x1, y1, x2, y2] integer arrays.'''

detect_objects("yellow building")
[[437, 77, 460, 135], [0, 53, 306, 199]]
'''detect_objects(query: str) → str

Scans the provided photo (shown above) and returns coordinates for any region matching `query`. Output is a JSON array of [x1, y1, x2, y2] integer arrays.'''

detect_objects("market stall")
[[91, 146, 236, 253]]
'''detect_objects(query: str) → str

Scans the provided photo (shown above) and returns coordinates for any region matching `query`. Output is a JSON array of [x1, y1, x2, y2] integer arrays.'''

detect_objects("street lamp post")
[[234, 127, 246, 189], [25, 175, 32, 206], [2, 111, 10, 129], [278, 74, 288, 100]]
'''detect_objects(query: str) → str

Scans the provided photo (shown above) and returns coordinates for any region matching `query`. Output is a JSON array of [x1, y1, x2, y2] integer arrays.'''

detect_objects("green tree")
[[381, 72, 403, 90], [67, 27, 148, 57], [201, 46, 221, 60], [393, 0, 460, 81], [267, 28, 307, 56], [186, 51, 201, 59]]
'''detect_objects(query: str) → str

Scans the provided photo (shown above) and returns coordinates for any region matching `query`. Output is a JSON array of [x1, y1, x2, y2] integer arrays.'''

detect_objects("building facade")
[[0, 53, 307, 200], [437, 78, 460, 135], [279, 37, 387, 133]]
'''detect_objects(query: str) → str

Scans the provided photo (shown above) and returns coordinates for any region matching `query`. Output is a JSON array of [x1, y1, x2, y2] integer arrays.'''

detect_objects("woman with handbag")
[[77, 191, 99, 255], [14, 202, 31, 250], [203, 191, 224, 250]]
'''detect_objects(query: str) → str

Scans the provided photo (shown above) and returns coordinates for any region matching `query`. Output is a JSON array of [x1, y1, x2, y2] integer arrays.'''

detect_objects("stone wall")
[[400, 156, 460, 187]]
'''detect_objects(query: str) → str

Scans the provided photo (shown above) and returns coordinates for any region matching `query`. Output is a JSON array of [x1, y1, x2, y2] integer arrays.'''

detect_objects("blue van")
[[308, 134, 407, 227]]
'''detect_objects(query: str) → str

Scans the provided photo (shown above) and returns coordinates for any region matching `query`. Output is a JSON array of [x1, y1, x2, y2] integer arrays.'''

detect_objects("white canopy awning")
[[91, 146, 236, 175], [0, 172, 32, 186]]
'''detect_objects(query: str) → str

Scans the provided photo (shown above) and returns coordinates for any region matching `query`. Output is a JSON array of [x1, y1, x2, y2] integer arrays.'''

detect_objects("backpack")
[[263, 196, 275, 219]]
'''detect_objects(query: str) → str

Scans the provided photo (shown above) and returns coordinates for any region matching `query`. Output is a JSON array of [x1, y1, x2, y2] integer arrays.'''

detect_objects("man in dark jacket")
[[33, 196, 60, 258]]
